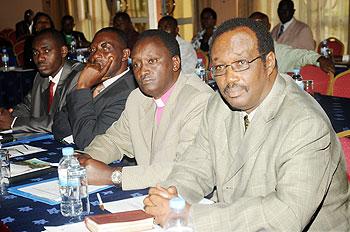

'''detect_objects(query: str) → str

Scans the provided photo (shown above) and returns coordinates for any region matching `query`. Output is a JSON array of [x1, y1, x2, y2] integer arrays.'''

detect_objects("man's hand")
[[144, 185, 191, 226], [0, 108, 14, 130], [77, 57, 114, 89], [76, 154, 115, 185], [318, 56, 335, 74]]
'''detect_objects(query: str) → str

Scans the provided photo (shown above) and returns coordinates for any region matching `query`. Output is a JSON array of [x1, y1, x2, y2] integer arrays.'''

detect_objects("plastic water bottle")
[[58, 147, 89, 217], [164, 197, 193, 232], [195, 58, 207, 82], [292, 68, 304, 90], [320, 40, 331, 58], [1, 48, 9, 71]]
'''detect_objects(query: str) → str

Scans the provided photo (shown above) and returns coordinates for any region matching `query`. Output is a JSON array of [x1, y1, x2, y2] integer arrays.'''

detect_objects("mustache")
[[223, 83, 248, 93]]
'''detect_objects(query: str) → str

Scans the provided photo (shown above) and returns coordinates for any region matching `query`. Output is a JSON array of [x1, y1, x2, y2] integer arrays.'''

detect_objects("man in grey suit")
[[145, 18, 349, 231], [52, 27, 137, 149], [77, 30, 214, 190], [0, 29, 83, 132]]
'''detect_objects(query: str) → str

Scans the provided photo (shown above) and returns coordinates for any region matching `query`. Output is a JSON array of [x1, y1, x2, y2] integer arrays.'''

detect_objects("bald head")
[[249, 12, 271, 31]]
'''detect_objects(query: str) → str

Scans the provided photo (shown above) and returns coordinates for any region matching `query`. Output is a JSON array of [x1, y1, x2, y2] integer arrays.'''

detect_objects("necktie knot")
[[92, 83, 105, 98], [244, 115, 249, 131]]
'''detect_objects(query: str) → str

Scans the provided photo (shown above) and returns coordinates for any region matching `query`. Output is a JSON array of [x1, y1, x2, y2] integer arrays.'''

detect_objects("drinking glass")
[[0, 149, 10, 195]]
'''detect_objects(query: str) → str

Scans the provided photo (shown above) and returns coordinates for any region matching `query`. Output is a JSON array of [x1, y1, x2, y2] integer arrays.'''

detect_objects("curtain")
[[247, 0, 349, 52]]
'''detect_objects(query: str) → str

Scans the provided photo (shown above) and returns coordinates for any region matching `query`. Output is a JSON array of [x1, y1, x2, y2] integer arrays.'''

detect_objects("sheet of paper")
[[17, 179, 109, 203], [11, 161, 51, 177], [0, 129, 13, 134], [5, 144, 47, 157]]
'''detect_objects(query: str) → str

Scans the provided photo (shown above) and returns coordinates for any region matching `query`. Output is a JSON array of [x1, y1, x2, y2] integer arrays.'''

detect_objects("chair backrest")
[[7, 30, 17, 45], [14, 39, 25, 55], [317, 37, 345, 56], [337, 130, 350, 181], [331, 70, 350, 98], [300, 65, 331, 95]]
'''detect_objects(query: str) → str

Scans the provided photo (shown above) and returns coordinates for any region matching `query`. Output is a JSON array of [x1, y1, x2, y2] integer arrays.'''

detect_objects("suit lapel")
[[49, 62, 72, 113], [139, 97, 156, 162], [223, 74, 287, 183]]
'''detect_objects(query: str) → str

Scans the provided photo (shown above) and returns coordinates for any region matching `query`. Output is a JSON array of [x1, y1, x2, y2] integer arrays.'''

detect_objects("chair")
[[317, 37, 345, 57], [7, 30, 17, 45], [300, 65, 333, 95], [337, 130, 350, 181], [330, 69, 350, 98]]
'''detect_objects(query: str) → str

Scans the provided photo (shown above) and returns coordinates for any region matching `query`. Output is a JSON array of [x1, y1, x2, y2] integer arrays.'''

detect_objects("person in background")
[[113, 12, 139, 51], [144, 18, 349, 231], [76, 30, 213, 191], [23, 12, 55, 69], [271, 0, 315, 50], [249, 11, 334, 74], [15, 9, 34, 39], [158, 15, 197, 74], [0, 29, 83, 132], [61, 15, 90, 49], [192, 7, 217, 53], [52, 27, 137, 149]]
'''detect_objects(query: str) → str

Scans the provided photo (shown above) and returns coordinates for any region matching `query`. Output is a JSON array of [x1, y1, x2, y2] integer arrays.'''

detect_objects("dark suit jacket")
[[52, 69, 137, 149], [12, 60, 83, 132], [15, 20, 30, 39]]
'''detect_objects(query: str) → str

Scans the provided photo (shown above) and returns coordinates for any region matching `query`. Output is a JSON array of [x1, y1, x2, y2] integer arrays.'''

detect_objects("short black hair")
[[94, 27, 128, 49], [158, 15, 178, 28], [210, 18, 274, 62], [32, 12, 55, 34], [135, 29, 180, 58], [201, 7, 217, 20], [61, 15, 74, 24], [279, 0, 294, 9], [33, 28, 66, 47], [113, 12, 132, 23]]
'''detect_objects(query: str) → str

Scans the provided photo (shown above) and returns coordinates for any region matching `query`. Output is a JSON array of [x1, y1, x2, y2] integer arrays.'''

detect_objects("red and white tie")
[[48, 81, 55, 113]]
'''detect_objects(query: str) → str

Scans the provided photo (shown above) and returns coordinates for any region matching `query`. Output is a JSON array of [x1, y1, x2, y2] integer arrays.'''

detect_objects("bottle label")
[[58, 169, 68, 186]]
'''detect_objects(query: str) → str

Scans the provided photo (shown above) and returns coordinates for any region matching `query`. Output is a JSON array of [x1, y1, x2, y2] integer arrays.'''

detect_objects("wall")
[[0, 0, 42, 30]]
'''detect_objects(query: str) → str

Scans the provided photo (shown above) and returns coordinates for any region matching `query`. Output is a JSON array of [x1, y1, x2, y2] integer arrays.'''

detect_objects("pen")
[[22, 143, 29, 150], [97, 193, 105, 211]]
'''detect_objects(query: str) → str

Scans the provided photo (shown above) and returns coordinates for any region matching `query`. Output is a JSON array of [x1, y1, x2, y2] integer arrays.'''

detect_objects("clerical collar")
[[153, 84, 176, 108]]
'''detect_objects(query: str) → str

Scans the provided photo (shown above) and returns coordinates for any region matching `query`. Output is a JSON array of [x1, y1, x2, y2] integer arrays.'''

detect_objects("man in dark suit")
[[52, 27, 137, 149], [61, 15, 90, 48], [0, 29, 83, 132], [15, 9, 34, 39]]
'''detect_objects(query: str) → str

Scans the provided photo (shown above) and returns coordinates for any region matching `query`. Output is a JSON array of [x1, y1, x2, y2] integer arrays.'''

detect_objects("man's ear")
[[172, 55, 181, 72], [122, 48, 131, 62], [265, 51, 276, 76], [61, 46, 69, 58]]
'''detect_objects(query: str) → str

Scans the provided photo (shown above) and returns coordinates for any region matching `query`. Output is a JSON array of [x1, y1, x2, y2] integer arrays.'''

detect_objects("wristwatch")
[[111, 169, 122, 185]]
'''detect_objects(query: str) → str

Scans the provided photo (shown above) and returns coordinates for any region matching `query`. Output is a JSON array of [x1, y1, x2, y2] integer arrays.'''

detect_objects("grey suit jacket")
[[85, 72, 214, 190], [163, 74, 349, 231], [12, 60, 83, 132], [271, 18, 315, 50], [52, 69, 137, 149]]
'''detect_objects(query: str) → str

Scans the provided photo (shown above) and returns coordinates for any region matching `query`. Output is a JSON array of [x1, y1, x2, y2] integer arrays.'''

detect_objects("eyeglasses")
[[209, 55, 262, 77]]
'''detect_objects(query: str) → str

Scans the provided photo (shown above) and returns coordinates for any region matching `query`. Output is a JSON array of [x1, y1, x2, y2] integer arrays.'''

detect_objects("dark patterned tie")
[[244, 115, 249, 131], [277, 24, 284, 39]]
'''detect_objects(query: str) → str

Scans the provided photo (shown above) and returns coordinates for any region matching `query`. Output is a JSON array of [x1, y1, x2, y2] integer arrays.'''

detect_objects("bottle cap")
[[62, 147, 74, 156], [169, 197, 186, 210], [293, 68, 300, 74]]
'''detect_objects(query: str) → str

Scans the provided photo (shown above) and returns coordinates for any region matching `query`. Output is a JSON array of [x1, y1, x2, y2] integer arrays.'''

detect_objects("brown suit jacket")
[[271, 18, 315, 50]]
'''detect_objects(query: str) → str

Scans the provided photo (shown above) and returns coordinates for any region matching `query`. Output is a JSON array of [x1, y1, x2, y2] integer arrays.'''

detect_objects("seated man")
[[77, 30, 214, 190], [52, 27, 137, 149], [158, 16, 197, 74], [0, 29, 83, 132], [61, 15, 90, 48], [249, 11, 334, 74], [145, 18, 349, 231]]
